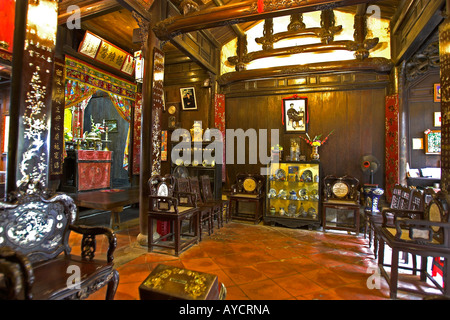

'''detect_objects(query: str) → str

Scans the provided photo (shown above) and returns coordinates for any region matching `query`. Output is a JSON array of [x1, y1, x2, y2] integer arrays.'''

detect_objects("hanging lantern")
[[134, 50, 144, 83]]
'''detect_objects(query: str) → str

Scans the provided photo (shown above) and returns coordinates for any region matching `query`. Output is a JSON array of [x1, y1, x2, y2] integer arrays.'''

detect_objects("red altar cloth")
[[77, 150, 112, 191]]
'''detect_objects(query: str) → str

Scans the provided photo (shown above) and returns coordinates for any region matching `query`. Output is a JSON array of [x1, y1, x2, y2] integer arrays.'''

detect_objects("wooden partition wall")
[[221, 71, 390, 190]]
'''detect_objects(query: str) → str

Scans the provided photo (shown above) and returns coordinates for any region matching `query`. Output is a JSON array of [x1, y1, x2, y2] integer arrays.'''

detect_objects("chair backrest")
[[390, 184, 404, 209], [188, 177, 204, 205], [148, 175, 177, 212], [232, 173, 265, 195], [399, 186, 412, 210], [423, 191, 450, 244], [323, 175, 359, 202], [148, 175, 175, 197], [0, 187, 76, 264], [200, 175, 214, 202], [423, 188, 436, 206], [176, 177, 191, 193], [408, 188, 424, 211]]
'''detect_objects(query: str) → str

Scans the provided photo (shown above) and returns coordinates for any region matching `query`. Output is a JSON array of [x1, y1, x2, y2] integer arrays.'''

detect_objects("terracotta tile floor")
[[69, 218, 443, 300]]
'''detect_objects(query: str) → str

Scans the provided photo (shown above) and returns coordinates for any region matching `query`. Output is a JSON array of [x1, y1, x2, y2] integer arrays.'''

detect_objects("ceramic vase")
[[311, 145, 320, 160]]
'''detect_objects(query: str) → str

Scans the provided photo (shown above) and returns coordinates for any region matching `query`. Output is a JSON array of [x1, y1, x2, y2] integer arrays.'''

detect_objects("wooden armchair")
[[229, 173, 265, 224], [148, 175, 199, 256], [377, 190, 450, 299], [367, 184, 408, 257], [0, 184, 119, 300], [200, 175, 229, 228], [322, 175, 361, 234]]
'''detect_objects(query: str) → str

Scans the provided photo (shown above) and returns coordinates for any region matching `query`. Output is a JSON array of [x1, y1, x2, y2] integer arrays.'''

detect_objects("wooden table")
[[72, 187, 139, 229]]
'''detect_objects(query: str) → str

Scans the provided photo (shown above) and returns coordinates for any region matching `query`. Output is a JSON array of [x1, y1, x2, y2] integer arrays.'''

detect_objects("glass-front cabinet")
[[265, 161, 321, 229]]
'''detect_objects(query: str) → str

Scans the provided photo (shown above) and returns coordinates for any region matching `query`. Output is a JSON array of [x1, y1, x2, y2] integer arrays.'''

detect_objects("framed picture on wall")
[[424, 129, 441, 155], [434, 83, 441, 102], [282, 97, 307, 133], [434, 112, 441, 127], [180, 87, 197, 110], [105, 119, 118, 133]]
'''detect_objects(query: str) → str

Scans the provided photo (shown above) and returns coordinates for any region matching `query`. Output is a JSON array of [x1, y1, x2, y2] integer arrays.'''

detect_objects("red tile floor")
[[70, 218, 443, 300]]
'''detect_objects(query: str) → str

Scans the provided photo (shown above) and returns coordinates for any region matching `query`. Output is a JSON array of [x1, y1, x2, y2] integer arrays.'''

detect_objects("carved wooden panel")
[[151, 48, 165, 177], [439, 18, 450, 190]]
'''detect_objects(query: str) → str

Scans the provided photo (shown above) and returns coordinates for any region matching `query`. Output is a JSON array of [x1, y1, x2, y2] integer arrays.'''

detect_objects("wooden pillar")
[[7, 0, 58, 194], [439, 4, 450, 191], [135, 2, 162, 246]]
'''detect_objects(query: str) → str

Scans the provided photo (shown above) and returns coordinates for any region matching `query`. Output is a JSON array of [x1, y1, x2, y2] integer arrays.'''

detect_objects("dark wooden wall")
[[407, 70, 441, 169], [161, 54, 214, 175], [221, 72, 390, 190]]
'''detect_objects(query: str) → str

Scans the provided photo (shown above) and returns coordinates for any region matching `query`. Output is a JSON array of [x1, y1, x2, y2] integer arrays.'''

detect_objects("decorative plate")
[[275, 168, 286, 180], [243, 177, 257, 192], [278, 189, 287, 198], [299, 189, 307, 197], [175, 158, 183, 166], [192, 160, 199, 166], [269, 188, 277, 198], [332, 182, 349, 198], [300, 170, 313, 182]]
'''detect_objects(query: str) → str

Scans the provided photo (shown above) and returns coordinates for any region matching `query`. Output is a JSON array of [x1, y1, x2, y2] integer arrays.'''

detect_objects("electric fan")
[[360, 154, 380, 184]]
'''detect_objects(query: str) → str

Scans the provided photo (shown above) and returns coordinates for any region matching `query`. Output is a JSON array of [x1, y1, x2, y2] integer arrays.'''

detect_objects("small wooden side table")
[[148, 206, 200, 256]]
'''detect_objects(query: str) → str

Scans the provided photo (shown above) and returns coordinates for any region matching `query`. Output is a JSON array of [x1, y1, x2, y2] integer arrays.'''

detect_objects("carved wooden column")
[[133, 2, 162, 246], [439, 9, 450, 191], [7, 0, 59, 194]]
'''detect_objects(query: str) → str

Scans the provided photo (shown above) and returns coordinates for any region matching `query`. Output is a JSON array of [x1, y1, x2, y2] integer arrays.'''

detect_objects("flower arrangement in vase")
[[300, 130, 334, 160]]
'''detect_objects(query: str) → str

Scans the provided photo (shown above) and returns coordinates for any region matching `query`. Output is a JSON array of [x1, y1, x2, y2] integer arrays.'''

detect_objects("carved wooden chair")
[[177, 177, 212, 241], [377, 190, 450, 299], [0, 184, 119, 300], [189, 177, 218, 237], [322, 175, 361, 234], [148, 175, 199, 256], [200, 175, 229, 228], [367, 184, 405, 258], [229, 173, 265, 224]]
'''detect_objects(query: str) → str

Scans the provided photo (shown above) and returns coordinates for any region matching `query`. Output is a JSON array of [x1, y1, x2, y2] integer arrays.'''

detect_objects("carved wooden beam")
[[218, 57, 393, 85], [153, 0, 384, 41], [227, 39, 378, 67], [58, 0, 122, 25]]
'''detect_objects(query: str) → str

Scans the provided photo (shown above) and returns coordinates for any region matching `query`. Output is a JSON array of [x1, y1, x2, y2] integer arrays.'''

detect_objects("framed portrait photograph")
[[282, 97, 307, 133], [180, 87, 197, 110]]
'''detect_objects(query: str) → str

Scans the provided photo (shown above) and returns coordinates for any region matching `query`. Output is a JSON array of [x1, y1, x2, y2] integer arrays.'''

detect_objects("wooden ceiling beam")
[[58, 0, 122, 25], [116, 0, 152, 21], [154, 0, 384, 40]]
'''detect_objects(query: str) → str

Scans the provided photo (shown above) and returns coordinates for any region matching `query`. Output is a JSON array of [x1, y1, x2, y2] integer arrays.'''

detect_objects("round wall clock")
[[168, 104, 177, 115], [332, 182, 349, 198], [243, 177, 257, 192]]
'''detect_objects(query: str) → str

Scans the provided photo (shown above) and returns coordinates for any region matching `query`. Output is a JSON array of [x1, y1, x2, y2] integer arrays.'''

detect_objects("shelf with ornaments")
[[264, 161, 322, 229]]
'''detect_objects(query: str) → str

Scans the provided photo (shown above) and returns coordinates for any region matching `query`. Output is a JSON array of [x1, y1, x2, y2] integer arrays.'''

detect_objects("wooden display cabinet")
[[265, 161, 321, 229]]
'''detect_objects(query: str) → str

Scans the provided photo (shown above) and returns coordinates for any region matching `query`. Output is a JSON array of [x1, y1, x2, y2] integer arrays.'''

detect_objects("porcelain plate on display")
[[269, 188, 277, 198], [275, 168, 286, 180]]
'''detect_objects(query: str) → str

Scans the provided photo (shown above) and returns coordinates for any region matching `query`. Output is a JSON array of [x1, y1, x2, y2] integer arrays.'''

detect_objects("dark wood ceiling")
[[59, 0, 402, 56]]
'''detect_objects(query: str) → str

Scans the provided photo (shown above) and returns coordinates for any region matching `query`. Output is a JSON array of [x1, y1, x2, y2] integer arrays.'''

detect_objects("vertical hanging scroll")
[[49, 59, 65, 177], [214, 93, 226, 182], [151, 47, 165, 176], [16, 0, 58, 190], [440, 17, 450, 191], [385, 94, 399, 201]]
